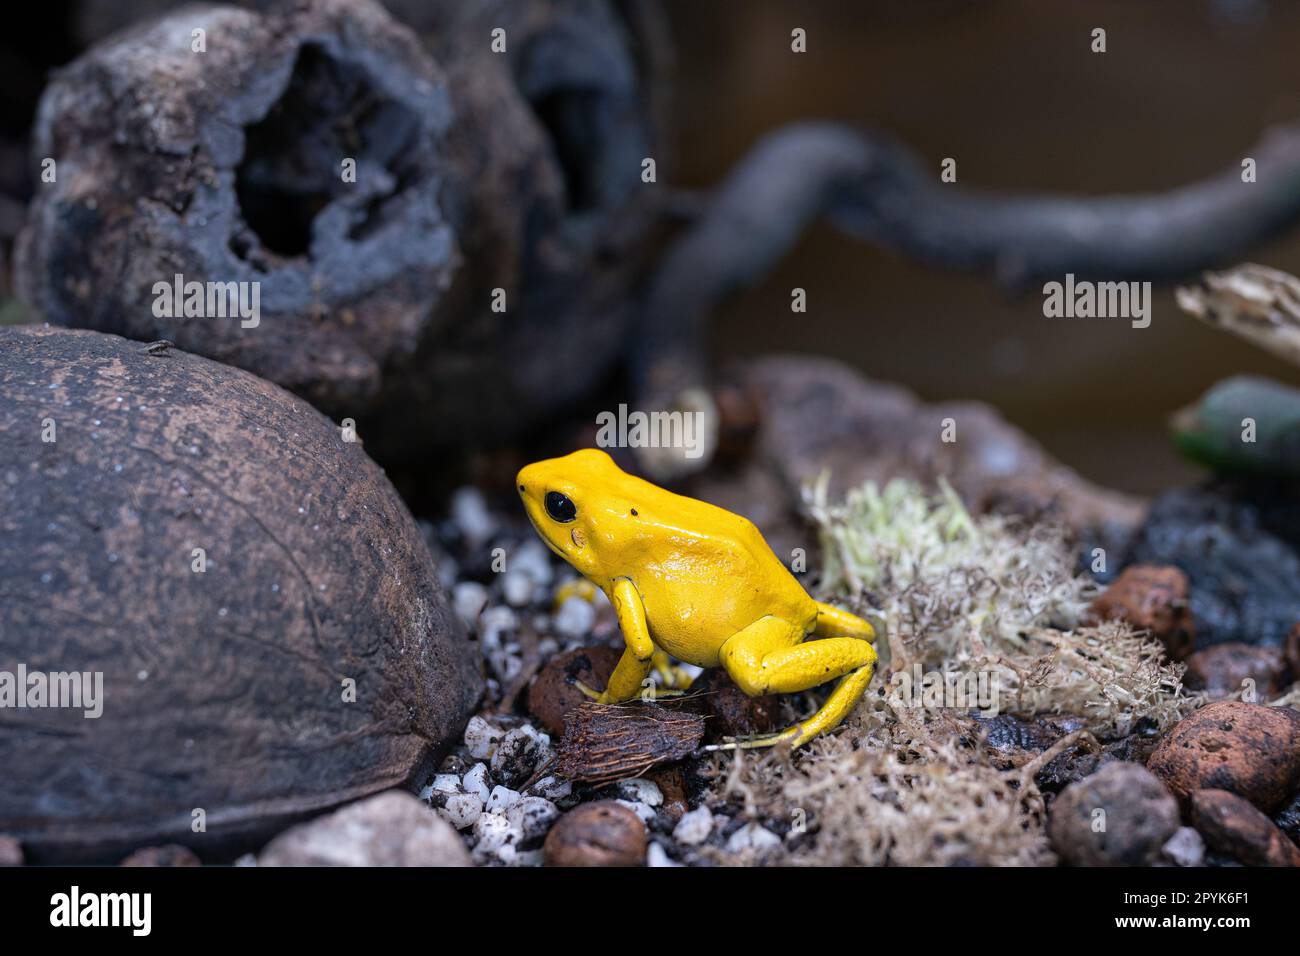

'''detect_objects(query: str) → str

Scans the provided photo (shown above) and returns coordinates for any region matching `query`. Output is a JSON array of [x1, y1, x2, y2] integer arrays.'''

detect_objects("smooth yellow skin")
[[517, 448, 877, 748]]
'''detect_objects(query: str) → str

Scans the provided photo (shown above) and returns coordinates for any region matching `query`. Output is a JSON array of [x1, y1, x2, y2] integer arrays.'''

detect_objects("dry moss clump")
[[700, 478, 1196, 866], [808, 476, 1192, 738]]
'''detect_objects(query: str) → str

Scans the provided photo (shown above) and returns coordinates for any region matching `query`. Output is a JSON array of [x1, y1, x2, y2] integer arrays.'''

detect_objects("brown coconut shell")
[[0, 325, 482, 862]]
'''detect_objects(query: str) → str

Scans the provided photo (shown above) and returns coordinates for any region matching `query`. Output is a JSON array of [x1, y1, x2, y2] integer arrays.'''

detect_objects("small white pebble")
[[479, 606, 518, 650], [616, 800, 656, 825], [726, 822, 781, 854], [506, 796, 560, 842], [553, 596, 596, 638], [673, 806, 714, 846], [452, 581, 489, 627], [430, 773, 461, 795], [647, 842, 681, 868], [486, 785, 521, 815], [440, 792, 483, 830], [1162, 827, 1205, 867], [511, 539, 554, 588], [471, 812, 518, 856], [462, 762, 491, 802], [501, 569, 534, 607], [451, 486, 497, 545], [616, 778, 663, 807], [532, 775, 573, 803], [464, 716, 503, 760], [490, 725, 552, 782]]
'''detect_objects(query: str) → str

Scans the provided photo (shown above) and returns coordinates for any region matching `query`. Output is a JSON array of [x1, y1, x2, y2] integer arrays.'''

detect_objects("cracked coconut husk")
[[695, 477, 1198, 866], [555, 702, 705, 786]]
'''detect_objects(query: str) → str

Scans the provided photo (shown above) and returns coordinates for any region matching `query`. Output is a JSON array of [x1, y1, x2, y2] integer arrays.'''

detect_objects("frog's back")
[[613, 479, 817, 661]]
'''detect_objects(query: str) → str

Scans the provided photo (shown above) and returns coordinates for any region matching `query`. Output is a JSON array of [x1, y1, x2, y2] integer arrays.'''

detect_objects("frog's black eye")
[[544, 491, 577, 523]]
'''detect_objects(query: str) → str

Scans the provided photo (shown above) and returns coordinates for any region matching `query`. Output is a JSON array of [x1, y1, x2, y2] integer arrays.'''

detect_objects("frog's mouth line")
[[523, 508, 572, 565]]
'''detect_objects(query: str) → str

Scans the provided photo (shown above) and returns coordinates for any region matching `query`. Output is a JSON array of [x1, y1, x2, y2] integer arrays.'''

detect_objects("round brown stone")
[[527, 645, 621, 736], [543, 801, 646, 867], [1089, 564, 1195, 660], [1191, 789, 1300, 867], [1047, 762, 1181, 866], [1147, 701, 1300, 813], [1183, 643, 1287, 698]]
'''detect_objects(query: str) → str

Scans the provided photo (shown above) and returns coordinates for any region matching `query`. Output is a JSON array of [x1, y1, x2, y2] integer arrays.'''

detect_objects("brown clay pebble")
[[1046, 762, 1181, 866], [647, 765, 689, 824], [527, 646, 622, 736], [1191, 789, 1300, 867], [684, 668, 783, 742], [1089, 564, 1195, 660], [543, 801, 647, 867], [1183, 643, 1288, 698], [1147, 701, 1300, 813], [119, 844, 201, 867]]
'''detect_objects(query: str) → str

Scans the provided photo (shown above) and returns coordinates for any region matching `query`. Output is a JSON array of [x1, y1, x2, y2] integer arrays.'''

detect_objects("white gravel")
[[462, 763, 491, 802], [464, 716, 503, 760], [726, 822, 781, 853], [553, 595, 596, 638], [616, 778, 663, 807], [673, 806, 714, 846]]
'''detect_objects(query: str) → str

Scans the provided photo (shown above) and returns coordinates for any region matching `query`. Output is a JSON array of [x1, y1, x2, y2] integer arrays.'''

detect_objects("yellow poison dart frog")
[[517, 448, 877, 749]]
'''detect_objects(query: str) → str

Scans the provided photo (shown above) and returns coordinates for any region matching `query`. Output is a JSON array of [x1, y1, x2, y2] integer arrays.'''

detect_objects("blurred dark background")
[[664, 0, 1300, 493], [4, 0, 1300, 494]]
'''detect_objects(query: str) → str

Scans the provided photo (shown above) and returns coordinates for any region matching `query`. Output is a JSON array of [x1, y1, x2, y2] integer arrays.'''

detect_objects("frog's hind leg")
[[715, 616, 877, 749], [651, 648, 696, 690], [813, 601, 875, 640]]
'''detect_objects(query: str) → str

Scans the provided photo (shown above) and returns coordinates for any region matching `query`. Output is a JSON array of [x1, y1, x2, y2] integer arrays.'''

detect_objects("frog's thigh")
[[724, 629, 878, 697], [720, 617, 816, 696]]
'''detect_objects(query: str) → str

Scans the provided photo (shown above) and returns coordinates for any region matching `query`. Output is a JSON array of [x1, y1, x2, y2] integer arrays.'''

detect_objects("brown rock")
[[0, 326, 481, 863], [528, 646, 622, 736], [744, 355, 1144, 537], [259, 791, 471, 867], [1147, 701, 1300, 813], [684, 668, 783, 742], [712, 376, 764, 465], [543, 801, 646, 867], [120, 845, 201, 867], [1089, 565, 1195, 660], [1047, 762, 1181, 866], [1184, 643, 1287, 698], [0, 836, 22, 866], [1191, 789, 1300, 867]]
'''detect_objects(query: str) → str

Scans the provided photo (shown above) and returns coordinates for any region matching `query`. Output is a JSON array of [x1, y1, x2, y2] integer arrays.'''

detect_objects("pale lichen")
[[701, 477, 1197, 866]]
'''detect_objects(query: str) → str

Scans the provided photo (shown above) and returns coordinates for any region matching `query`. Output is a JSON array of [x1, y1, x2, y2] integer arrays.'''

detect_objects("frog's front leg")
[[583, 577, 655, 704]]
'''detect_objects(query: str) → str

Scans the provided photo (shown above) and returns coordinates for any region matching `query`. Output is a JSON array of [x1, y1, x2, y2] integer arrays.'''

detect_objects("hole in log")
[[234, 43, 420, 259], [529, 87, 607, 213]]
